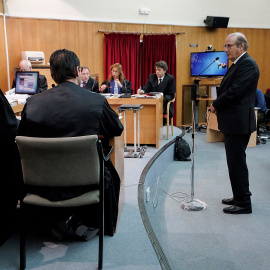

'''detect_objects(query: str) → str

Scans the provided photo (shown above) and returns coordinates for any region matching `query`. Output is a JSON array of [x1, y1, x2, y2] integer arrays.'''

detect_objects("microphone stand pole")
[[192, 57, 218, 131], [181, 76, 207, 211]]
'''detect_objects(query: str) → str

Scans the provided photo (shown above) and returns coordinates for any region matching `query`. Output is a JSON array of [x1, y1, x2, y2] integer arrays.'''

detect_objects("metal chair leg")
[[171, 117, 174, 136], [20, 201, 26, 270]]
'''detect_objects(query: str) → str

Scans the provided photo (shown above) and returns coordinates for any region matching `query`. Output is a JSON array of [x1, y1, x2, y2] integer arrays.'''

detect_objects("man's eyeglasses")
[[224, 44, 236, 49]]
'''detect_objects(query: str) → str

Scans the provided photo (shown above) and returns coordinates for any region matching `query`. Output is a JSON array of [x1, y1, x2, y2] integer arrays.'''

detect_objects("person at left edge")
[[99, 63, 133, 94], [80, 66, 99, 93], [18, 49, 124, 239], [12, 60, 48, 93]]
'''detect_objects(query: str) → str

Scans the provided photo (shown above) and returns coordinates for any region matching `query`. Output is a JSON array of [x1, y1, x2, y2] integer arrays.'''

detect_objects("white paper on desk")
[[135, 95, 157, 99], [17, 98, 27, 104], [5, 88, 15, 95], [211, 86, 217, 99], [5, 93, 29, 104]]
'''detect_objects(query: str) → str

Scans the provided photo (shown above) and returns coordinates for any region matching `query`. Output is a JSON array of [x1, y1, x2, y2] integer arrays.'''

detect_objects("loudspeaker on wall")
[[204, 16, 229, 28]]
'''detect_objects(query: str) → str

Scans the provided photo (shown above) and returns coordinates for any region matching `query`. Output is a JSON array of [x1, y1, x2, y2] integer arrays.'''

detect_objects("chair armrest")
[[166, 98, 176, 113], [103, 146, 113, 162], [98, 139, 113, 162]]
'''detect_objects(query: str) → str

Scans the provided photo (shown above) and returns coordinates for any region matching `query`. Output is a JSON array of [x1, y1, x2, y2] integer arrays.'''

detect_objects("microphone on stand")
[[121, 81, 131, 98], [194, 57, 219, 82]]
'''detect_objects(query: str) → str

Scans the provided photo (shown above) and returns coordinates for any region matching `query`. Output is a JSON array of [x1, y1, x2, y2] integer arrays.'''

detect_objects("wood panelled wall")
[[1, 17, 270, 125], [0, 17, 8, 91], [0, 0, 3, 13]]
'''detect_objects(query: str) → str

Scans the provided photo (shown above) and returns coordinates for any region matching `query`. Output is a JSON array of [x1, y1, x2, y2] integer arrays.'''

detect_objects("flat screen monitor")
[[190, 51, 228, 77], [15, 71, 39, 95]]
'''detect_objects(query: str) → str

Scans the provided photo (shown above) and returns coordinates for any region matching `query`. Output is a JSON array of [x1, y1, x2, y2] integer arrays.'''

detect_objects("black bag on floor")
[[174, 136, 191, 161]]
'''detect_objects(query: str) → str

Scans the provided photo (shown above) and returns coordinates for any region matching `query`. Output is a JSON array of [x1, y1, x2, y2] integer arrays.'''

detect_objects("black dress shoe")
[[47, 216, 73, 241], [74, 224, 99, 241], [222, 198, 235, 205], [223, 205, 252, 214], [47, 226, 65, 241]]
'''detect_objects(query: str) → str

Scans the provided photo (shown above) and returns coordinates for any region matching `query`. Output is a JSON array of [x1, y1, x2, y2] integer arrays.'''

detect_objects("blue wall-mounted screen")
[[191, 51, 228, 77]]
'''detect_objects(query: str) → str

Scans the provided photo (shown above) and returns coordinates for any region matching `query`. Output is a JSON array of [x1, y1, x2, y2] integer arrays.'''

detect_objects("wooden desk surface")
[[196, 97, 215, 101], [107, 96, 163, 148], [11, 104, 25, 115]]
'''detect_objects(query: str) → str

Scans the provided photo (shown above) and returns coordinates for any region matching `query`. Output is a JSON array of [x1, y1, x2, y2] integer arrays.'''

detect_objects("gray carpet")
[[0, 128, 181, 270], [144, 130, 270, 270], [1, 128, 269, 270]]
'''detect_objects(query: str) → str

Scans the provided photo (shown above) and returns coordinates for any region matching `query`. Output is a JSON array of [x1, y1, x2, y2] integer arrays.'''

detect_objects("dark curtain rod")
[[98, 30, 185, 35]]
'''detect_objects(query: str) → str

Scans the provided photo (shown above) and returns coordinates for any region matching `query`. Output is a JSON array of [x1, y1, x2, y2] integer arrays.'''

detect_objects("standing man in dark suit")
[[137, 61, 176, 117], [80, 66, 99, 92], [12, 60, 48, 93], [210, 32, 260, 214]]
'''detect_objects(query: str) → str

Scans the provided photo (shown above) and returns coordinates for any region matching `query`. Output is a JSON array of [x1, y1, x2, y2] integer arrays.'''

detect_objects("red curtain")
[[104, 33, 141, 93], [142, 34, 177, 122], [142, 34, 176, 83]]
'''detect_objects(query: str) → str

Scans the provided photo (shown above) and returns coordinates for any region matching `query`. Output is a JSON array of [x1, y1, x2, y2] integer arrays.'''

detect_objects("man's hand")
[[99, 84, 106, 92], [210, 104, 217, 115], [114, 79, 122, 88], [137, 88, 144, 95]]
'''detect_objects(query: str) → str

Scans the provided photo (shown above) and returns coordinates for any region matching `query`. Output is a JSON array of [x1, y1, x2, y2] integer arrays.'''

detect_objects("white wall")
[[4, 0, 270, 28]]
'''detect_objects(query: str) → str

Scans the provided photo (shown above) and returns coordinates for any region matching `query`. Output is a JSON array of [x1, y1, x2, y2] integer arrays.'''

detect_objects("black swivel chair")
[[257, 92, 270, 143]]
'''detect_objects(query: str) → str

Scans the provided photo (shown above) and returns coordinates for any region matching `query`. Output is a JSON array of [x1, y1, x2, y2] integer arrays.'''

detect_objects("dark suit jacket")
[[100, 79, 133, 94], [12, 74, 48, 93], [83, 77, 99, 93], [143, 73, 176, 116], [213, 53, 260, 134]]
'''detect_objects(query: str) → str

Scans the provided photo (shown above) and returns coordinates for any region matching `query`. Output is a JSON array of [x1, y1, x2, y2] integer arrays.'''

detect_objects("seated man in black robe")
[[18, 49, 124, 240], [80, 66, 99, 92]]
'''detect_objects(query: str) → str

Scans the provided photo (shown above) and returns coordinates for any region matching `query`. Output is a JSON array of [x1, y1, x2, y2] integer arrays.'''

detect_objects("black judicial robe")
[[83, 77, 99, 93], [0, 90, 20, 243], [100, 79, 133, 94], [142, 73, 176, 117], [18, 81, 124, 236]]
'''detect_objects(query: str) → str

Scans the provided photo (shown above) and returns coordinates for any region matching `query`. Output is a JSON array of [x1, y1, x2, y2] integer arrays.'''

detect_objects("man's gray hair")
[[25, 60, 32, 68], [227, 32, 248, 51]]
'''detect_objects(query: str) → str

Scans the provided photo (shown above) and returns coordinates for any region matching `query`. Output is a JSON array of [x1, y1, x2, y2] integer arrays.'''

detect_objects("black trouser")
[[224, 133, 252, 207]]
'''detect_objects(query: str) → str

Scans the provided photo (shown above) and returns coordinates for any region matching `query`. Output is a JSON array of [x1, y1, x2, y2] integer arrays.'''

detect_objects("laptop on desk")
[[15, 71, 39, 95]]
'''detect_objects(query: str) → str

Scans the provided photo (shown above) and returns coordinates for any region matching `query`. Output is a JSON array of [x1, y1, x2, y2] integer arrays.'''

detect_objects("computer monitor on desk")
[[15, 71, 39, 95]]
